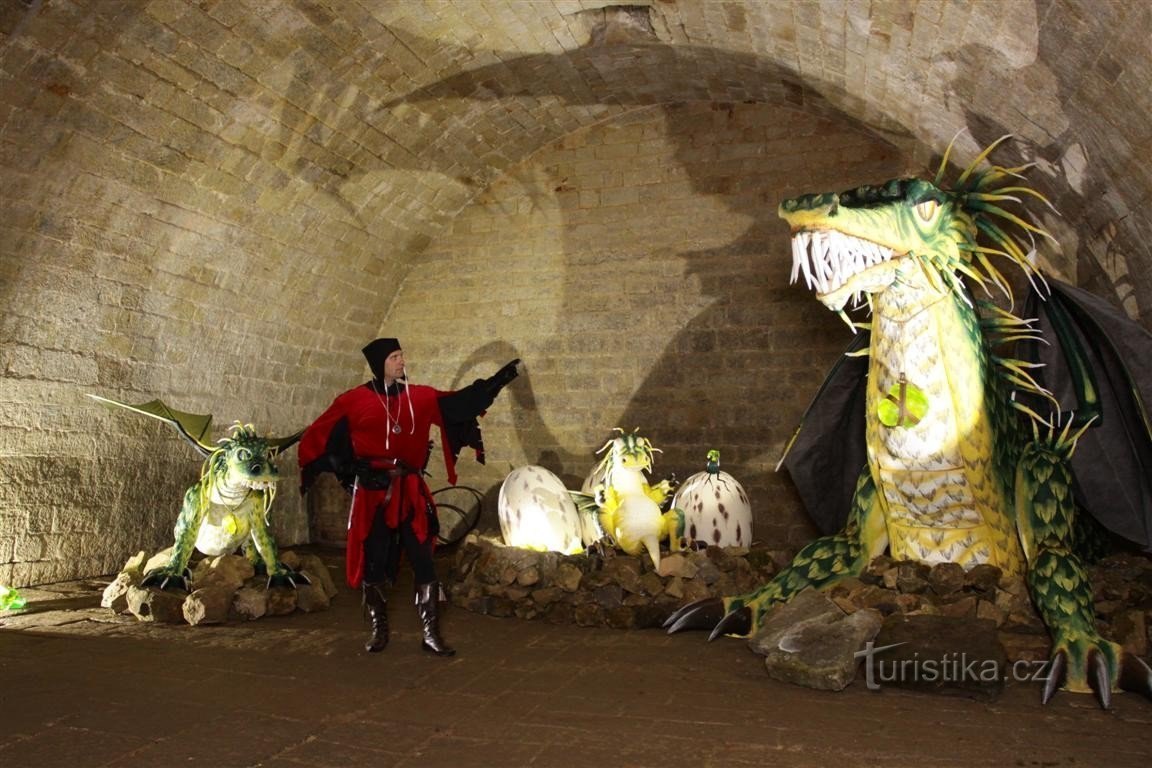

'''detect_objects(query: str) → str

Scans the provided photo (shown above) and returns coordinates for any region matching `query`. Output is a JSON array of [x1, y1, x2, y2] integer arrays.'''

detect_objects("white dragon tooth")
[[790, 237, 801, 284], [818, 241, 833, 291], [834, 234, 843, 285], [799, 232, 814, 288], [813, 232, 824, 272]]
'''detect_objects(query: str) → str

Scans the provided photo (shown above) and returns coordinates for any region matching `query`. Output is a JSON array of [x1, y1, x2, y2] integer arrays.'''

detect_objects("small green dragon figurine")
[[667, 136, 1152, 707], [90, 396, 308, 591]]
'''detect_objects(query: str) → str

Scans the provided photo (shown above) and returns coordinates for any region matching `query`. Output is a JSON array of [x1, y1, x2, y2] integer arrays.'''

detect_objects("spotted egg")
[[671, 470, 752, 549]]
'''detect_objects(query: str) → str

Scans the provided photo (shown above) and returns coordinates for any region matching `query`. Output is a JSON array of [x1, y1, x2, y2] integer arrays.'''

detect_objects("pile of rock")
[[826, 553, 1150, 661], [446, 532, 782, 629], [751, 552, 1151, 697], [448, 534, 1152, 697], [101, 549, 338, 625]]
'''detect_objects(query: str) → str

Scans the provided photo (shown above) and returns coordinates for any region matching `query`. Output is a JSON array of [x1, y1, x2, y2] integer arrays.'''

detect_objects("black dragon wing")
[[1022, 279, 1152, 550], [776, 331, 870, 535], [87, 395, 303, 458]]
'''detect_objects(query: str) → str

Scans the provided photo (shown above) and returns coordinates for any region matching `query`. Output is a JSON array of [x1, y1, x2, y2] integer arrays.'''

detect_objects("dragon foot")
[[140, 567, 192, 592], [584, 538, 613, 560], [1040, 637, 1152, 709], [266, 569, 312, 589], [663, 597, 722, 633], [663, 598, 752, 640], [709, 606, 753, 640]]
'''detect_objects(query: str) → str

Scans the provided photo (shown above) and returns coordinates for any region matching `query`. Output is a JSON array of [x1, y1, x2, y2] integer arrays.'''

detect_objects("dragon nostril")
[[250, 463, 262, 473]]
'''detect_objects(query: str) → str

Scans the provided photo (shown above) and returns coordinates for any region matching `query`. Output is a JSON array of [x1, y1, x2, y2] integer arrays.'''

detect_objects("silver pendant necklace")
[[373, 382, 404, 440]]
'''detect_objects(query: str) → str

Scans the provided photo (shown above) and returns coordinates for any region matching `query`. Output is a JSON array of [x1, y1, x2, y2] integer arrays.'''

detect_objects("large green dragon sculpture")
[[91, 396, 309, 591], [666, 137, 1152, 707]]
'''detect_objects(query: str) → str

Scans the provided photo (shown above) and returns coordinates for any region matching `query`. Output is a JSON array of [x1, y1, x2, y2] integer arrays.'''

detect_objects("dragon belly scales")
[[866, 266, 1024, 573], [666, 137, 1152, 707]]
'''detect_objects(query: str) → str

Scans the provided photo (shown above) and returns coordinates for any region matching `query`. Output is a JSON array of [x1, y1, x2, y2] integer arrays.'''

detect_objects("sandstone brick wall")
[[346, 102, 907, 551], [2, 1, 1150, 587]]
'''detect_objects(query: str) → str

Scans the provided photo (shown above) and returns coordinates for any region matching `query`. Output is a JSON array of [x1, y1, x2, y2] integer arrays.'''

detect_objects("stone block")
[[266, 586, 298, 616], [295, 584, 331, 613], [191, 554, 255, 592], [183, 586, 233, 625], [749, 588, 882, 691], [928, 562, 966, 596], [126, 586, 186, 624], [869, 614, 1007, 700], [101, 571, 139, 613], [657, 552, 698, 579], [231, 585, 268, 621]]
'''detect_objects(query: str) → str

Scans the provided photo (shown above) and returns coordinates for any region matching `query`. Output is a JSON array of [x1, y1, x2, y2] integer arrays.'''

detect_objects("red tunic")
[[298, 383, 466, 588]]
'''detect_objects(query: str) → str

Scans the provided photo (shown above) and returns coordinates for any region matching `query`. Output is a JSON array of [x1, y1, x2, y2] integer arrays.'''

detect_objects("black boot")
[[415, 581, 455, 657], [362, 582, 389, 653]]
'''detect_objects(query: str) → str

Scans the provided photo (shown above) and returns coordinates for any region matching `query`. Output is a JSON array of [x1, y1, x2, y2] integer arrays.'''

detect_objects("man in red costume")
[[299, 338, 519, 655]]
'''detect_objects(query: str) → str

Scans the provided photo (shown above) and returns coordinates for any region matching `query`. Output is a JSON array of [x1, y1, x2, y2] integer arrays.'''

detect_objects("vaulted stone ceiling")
[[2, 0, 1150, 584]]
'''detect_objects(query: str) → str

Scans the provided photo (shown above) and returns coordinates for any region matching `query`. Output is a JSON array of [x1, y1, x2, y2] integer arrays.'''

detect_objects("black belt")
[[354, 459, 419, 490]]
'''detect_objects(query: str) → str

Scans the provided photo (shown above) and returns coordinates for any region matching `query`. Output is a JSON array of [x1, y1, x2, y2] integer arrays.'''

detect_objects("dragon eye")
[[236, 448, 252, 462], [915, 199, 939, 222]]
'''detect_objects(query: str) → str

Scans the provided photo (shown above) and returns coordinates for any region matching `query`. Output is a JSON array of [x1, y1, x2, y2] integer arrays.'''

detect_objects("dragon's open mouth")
[[244, 479, 276, 491], [789, 229, 896, 296]]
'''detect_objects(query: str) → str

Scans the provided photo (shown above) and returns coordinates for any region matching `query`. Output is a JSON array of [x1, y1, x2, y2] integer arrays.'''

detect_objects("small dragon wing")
[[266, 428, 304, 455], [568, 488, 600, 518], [87, 394, 216, 457], [568, 489, 607, 543]]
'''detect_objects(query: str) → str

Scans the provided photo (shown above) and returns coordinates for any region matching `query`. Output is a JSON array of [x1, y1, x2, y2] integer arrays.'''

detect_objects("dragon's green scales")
[[145, 422, 306, 591], [667, 137, 1152, 706], [90, 396, 308, 591]]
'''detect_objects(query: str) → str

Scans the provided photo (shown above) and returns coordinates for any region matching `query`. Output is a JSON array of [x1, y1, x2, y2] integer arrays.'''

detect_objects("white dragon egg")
[[672, 470, 752, 548], [498, 465, 585, 555]]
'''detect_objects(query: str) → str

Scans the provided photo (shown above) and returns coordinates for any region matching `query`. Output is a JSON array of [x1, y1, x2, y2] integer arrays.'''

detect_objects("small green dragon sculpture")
[[91, 396, 308, 591], [666, 137, 1152, 707]]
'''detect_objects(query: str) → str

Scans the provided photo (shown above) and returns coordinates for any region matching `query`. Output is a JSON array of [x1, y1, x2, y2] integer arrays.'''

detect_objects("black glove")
[[485, 358, 521, 397]]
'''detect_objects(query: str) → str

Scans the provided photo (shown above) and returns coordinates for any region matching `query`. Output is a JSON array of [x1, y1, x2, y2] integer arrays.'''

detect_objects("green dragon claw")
[[140, 567, 192, 593], [664, 597, 752, 640], [708, 605, 753, 641], [266, 570, 312, 589], [1041, 636, 1125, 709], [664, 597, 724, 634]]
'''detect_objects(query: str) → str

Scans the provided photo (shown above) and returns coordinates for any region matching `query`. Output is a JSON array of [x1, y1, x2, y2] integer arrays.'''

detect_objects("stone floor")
[[2, 548, 1150, 768]]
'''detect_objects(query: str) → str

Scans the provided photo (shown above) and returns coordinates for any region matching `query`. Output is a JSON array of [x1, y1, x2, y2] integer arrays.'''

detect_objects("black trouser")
[[361, 502, 438, 585]]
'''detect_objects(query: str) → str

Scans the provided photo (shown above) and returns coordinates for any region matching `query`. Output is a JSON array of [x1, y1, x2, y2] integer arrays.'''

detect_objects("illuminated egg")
[[672, 452, 752, 548], [498, 465, 585, 554]]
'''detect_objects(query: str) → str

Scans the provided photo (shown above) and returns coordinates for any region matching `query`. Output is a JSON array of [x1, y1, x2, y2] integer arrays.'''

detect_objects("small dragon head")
[[596, 427, 660, 477], [777, 135, 1052, 319], [206, 422, 280, 492]]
